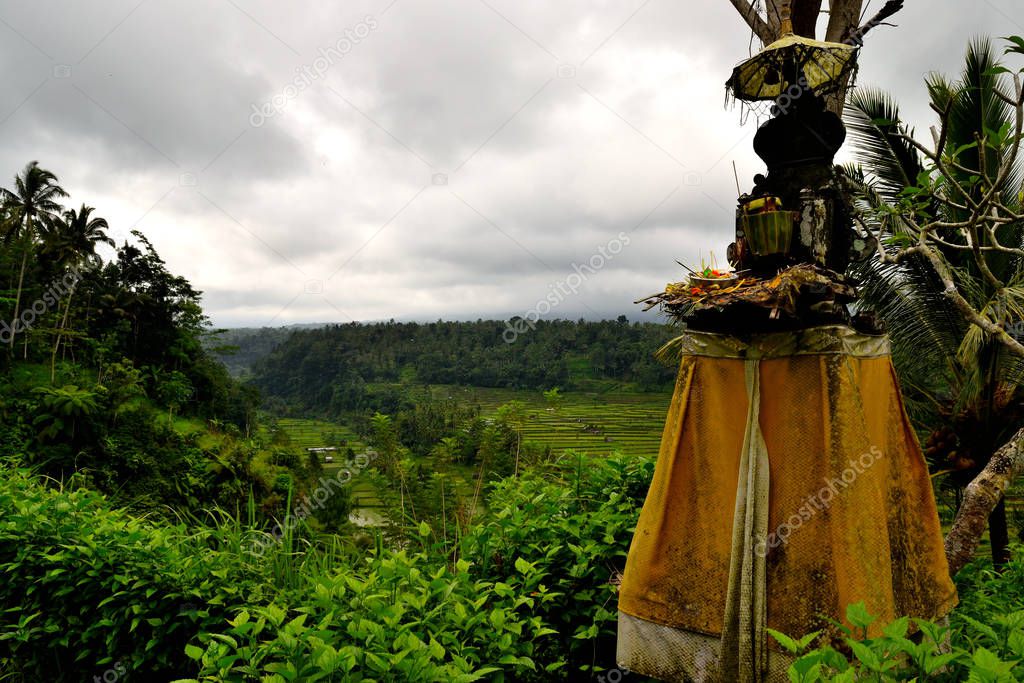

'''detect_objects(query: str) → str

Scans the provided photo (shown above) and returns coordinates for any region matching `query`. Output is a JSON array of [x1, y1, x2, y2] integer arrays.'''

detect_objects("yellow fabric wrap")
[[617, 326, 957, 681]]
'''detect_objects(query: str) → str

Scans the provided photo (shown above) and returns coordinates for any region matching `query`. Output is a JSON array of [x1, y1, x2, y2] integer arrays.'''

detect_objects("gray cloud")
[[0, 0, 1014, 326]]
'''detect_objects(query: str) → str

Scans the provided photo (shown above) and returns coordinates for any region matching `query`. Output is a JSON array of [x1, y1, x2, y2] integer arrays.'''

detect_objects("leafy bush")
[[775, 550, 1024, 681], [0, 453, 647, 681], [181, 453, 653, 682], [0, 468, 266, 679], [182, 543, 562, 682], [14, 449, 1024, 683], [456, 452, 654, 678]]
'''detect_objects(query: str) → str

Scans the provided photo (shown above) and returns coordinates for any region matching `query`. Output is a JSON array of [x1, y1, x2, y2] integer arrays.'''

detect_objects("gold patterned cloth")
[[616, 326, 957, 682]]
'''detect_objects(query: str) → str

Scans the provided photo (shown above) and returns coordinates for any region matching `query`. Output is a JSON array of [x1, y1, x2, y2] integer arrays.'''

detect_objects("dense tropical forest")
[[217, 318, 677, 415], [4, 34, 1024, 683], [0, 165, 276, 514]]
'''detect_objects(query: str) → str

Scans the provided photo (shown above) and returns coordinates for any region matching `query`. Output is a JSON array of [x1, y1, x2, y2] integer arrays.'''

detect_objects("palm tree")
[[845, 38, 1024, 566], [42, 204, 112, 266], [0, 162, 68, 357], [41, 204, 113, 381]]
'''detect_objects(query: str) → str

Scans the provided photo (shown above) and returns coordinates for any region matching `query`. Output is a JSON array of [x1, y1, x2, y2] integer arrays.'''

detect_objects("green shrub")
[[457, 452, 654, 678], [18, 448, 1024, 683], [775, 551, 1024, 681], [176, 452, 652, 682], [0, 468, 266, 678], [181, 544, 562, 681]]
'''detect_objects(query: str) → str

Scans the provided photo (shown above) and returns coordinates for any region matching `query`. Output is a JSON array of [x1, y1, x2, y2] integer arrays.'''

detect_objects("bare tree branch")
[[824, 0, 864, 43], [728, 0, 774, 44], [791, 0, 823, 37], [845, 0, 905, 44], [968, 223, 1005, 291]]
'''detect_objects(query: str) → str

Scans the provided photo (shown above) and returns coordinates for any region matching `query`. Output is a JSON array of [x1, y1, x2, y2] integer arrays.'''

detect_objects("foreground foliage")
[[5, 450, 1024, 681], [0, 453, 651, 680], [778, 551, 1024, 681], [0, 467, 263, 677]]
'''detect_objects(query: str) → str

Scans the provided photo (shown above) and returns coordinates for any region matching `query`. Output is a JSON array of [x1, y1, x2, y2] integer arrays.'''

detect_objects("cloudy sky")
[[0, 0, 1017, 327]]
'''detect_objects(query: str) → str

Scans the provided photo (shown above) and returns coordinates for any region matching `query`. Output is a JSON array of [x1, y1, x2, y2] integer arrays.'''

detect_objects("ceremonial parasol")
[[726, 12, 859, 104]]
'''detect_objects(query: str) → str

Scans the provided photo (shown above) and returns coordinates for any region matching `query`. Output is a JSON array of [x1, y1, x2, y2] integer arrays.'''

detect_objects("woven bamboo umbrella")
[[725, 11, 858, 104]]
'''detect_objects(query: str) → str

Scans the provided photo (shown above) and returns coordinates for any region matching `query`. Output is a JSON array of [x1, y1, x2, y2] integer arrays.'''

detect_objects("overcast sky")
[[0, 0, 1017, 327]]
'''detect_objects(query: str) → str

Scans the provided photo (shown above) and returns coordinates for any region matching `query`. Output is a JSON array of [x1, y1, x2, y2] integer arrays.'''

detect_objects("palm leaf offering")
[[637, 263, 855, 322]]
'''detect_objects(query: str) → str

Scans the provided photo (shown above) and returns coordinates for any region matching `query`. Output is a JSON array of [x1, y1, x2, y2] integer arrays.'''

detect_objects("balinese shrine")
[[615, 8, 957, 682]]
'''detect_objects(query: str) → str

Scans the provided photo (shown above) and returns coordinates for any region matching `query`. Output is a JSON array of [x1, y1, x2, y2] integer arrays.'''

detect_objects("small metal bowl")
[[689, 273, 738, 288]]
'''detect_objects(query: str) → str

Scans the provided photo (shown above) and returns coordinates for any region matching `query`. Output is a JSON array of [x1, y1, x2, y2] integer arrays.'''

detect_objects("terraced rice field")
[[273, 417, 366, 453], [273, 418, 386, 522], [418, 385, 673, 459]]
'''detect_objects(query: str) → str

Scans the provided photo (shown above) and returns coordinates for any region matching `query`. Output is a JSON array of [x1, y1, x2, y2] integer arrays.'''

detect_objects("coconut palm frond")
[[847, 170, 964, 387], [996, 282, 1024, 323], [953, 356, 985, 414], [842, 162, 865, 183], [985, 283, 1024, 392], [953, 259, 992, 307], [856, 257, 959, 376], [925, 73, 957, 124], [957, 318, 987, 370], [845, 88, 927, 204], [849, 179, 963, 402], [950, 39, 1012, 176], [997, 341, 1024, 389]]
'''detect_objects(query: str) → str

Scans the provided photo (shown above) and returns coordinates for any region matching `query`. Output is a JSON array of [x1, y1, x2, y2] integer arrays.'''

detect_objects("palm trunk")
[[9, 247, 28, 358], [50, 287, 74, 383], [989, 498, 1010, 569]]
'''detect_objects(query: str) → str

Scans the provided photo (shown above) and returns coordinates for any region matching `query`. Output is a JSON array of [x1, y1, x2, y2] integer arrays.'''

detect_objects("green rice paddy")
[[414, 385, 672, 459], [272, 417, 366, 453], [273, 388, 673, 527], [275, 387, 673, 461]]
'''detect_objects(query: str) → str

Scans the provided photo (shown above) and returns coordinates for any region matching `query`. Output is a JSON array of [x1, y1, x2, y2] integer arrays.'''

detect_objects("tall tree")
[[41, 204, 113, 380], [0, 162, 67, 357]]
